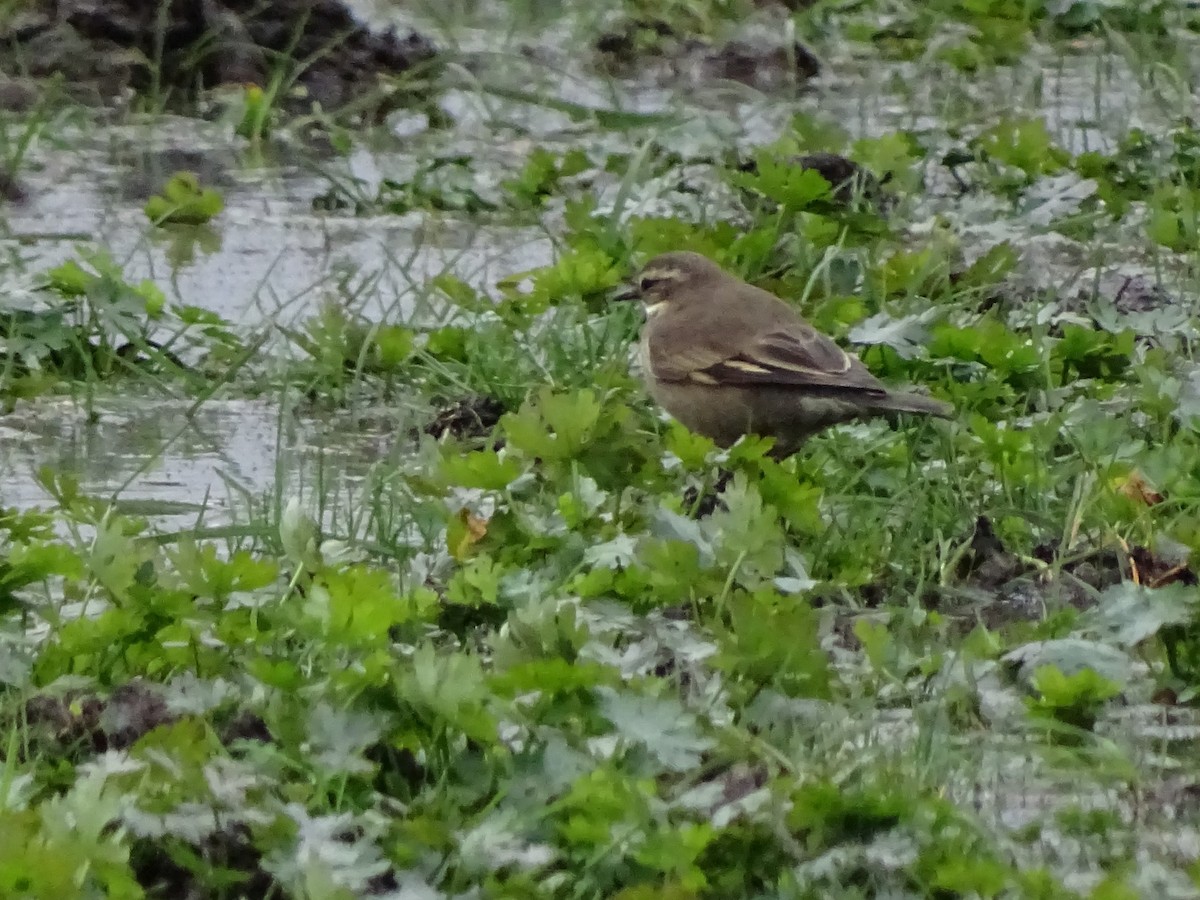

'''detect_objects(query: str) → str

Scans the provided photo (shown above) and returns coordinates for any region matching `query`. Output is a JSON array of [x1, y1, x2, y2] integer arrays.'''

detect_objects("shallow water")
[[1, 118, 554, 325], [0, 10, 1160, 328], [0, 3, 1181, 526], [0, 396, 411, 528]]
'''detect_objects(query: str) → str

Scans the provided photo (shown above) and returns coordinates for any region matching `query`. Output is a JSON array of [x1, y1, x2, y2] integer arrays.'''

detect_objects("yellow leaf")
[[447, 507, 488, 561]]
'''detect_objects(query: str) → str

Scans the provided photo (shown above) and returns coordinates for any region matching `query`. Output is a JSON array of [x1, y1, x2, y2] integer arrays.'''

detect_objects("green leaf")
[[975, 116, 1069, 180], [45, 259, 91, 296], [957, 241, 1019, 288], [597, 686, 715, 772], [167, 541, 278, 600], [706, 473, 784, 586], [87, 517, 148, 599], [716, 589, 831, 698], [398, 643, 497, 743], [305, 565, 431, 646], [526, 248, 623, 309], [446, 555, 502, 607], [1083, 582, 1196, 647], [1003, 638, 1133, 689], [847, 309, 940, 359], [502, 387, 603, 460], [439, 450, 521, 491], [370, 325, 414, 368], [144, 172, 224, 225], [305, 703, 383, 775], [730, 158, 832, 212]]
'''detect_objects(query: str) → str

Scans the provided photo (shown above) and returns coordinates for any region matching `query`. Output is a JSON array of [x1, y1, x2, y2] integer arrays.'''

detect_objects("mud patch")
[[24, 680, 172, 753], [699, 39, 821, 85], [1095, 273, 1180, 315], [682, 468, 735, 519], [955, 515, 1027, 589], [21, 681, 287, 757], [132, 827, 271, 900], [422, 394, 506, 442], [931, 516, 1195, 631], [0, 171, 25, 204], [972, 267, 1184, 339], [595, 18, 819, 88], [219, 709, 273, 745], [1, 0, 438, 114]]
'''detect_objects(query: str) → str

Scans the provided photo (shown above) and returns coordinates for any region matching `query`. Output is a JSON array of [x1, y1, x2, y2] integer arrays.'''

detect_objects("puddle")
[[0, 396, 415, 527], [1, 117, 553, 324]]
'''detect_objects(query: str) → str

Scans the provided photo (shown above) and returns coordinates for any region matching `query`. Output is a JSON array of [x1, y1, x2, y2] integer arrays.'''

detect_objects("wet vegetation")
[[3, 0, 1200, 896]]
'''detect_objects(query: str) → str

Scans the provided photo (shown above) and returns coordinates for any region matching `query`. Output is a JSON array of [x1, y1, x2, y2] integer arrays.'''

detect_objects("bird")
[[616, 251, 953, 458]]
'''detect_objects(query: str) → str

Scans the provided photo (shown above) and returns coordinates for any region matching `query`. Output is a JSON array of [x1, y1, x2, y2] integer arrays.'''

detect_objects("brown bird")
[[616, 251, 952, 458]]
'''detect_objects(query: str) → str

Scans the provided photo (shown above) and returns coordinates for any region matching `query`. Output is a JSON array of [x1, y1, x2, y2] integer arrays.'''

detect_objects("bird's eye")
[[639, 276, 660, 292]]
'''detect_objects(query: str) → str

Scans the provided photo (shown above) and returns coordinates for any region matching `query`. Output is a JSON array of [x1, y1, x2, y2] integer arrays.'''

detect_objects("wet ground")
[[0, 2, 1179, 522], [0, 3, 1190, 528], [5, 4, 1200, 895]]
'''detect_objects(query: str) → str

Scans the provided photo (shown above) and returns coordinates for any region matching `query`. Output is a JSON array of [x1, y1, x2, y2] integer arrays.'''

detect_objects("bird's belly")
[[647, 379, 751, 447], [647, 378, 864, 451]]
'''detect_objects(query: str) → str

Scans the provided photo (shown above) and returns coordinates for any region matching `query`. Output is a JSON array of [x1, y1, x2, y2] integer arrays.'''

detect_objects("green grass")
[[2, 0, 1200, 896]]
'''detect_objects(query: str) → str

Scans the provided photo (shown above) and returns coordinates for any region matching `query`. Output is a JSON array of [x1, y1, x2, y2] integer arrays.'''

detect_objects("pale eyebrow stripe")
[[642, 268, 682, 281]]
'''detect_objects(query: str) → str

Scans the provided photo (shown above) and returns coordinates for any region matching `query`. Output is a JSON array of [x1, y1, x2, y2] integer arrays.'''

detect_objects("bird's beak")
[[612, 283, 641, 303]]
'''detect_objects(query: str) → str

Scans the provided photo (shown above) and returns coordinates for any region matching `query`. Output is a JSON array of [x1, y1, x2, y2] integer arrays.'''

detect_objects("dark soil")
[[928, 515, 1195, 632], [18, 683, 412, 898], [23, 680, 172, 753], [0, 171, 26, 203], [1067, 271, 1180, 317], [422, 394, 506, 442], [0, 0, 438, 114], [683, 468, 735, 518], [595, 18, 820, 88], [132, 827, 273, 900], [21, 682, 286, 758], [700, 39, 821, 84]]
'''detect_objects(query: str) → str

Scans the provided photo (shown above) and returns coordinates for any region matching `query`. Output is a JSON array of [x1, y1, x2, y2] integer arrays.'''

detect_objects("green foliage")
[[144, 172, 225, 225], [715, 589, 832, 698], [280, 302, 416, 396], [234, 83, 277, 142], [0, 250, 239, 398], [973, 116, 1070, 183], [605, 0, 750, 54], [1026, 664, 1122, 733], [524, 247, 625, 313], [499, 385, 655, 487], [730, 159, 832, 214], [502, 147, 590, 208], [1146, 184, 1200, 251]]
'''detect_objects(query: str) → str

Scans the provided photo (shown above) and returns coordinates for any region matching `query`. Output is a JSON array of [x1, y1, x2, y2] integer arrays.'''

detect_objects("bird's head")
[[614, 251, 725, 312]]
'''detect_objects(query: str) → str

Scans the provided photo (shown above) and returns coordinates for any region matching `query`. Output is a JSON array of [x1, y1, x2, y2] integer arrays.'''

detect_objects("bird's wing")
[[651, 318, 889, 396]]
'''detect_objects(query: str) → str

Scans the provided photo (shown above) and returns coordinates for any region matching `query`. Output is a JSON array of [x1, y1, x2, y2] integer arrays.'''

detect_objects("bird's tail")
[[879, 391, 954, 419]]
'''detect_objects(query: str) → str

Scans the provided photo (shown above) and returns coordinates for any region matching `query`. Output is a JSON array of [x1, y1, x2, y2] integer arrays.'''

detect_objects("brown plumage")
[[617, 251, 952, 457]]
